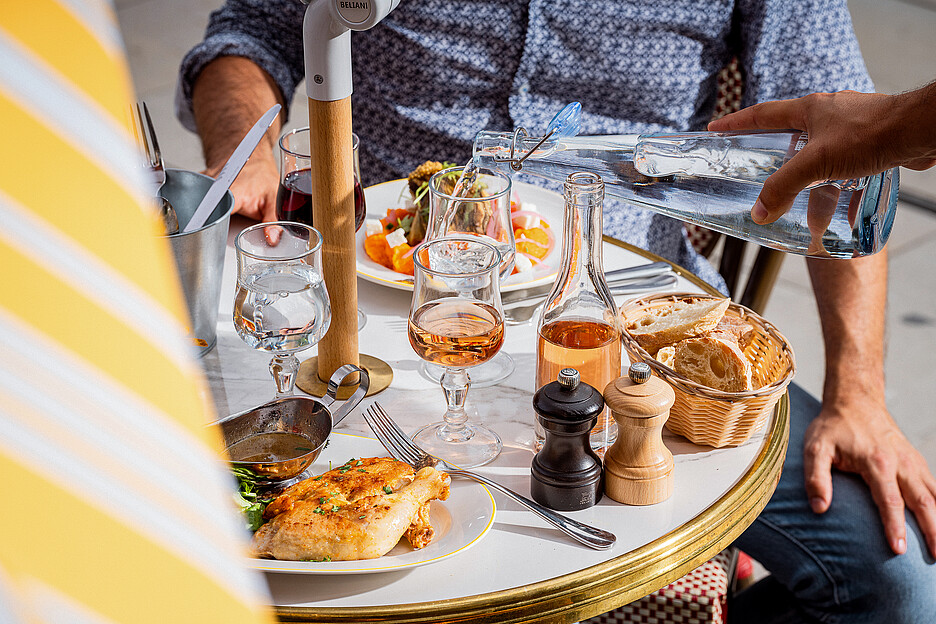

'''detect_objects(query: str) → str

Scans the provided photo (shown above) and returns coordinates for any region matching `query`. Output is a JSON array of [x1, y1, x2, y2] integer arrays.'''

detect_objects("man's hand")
[[205, 154, 279, 223], [804, 396, 936, 559], [807, 250, 936, 560], [708, 85, 936, 224]]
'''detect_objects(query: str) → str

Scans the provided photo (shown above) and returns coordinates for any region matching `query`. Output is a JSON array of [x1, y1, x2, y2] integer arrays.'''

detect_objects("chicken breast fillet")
[[252, 457, 450, 561]]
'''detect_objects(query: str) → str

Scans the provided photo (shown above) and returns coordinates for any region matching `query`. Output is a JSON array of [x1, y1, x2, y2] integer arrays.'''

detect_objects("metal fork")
[[132, 101, 179, 234], [363, 402, 616, 550]]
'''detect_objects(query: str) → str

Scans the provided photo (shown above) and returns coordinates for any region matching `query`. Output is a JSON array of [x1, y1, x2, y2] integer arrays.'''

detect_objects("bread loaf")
[[626, 298, 730, 354], [672, 336, 753, 392]]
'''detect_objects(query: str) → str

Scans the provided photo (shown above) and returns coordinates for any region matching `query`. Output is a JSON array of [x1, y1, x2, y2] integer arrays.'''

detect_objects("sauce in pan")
[[226, 431, 317, 463]]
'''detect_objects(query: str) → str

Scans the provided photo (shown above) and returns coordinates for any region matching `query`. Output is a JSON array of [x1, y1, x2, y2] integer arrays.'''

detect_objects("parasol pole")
[[301, 0, 398, 392]]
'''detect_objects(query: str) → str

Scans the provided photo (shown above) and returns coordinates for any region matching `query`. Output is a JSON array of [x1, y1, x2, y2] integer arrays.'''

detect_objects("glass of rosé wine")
[[407, 237, 505, 467], [422, 165, 516, 387]]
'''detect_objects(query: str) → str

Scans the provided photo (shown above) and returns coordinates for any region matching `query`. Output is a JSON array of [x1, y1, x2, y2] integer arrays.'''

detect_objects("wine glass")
[[421, 165, 516, 387], [234, 222, 331, 397], [276, 127, 367, 329], [408, 237, 505, 467]]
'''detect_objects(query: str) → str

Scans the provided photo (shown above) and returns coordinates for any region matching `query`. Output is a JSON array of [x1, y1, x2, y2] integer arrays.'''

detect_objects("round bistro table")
[[204, 212, 789, 623]]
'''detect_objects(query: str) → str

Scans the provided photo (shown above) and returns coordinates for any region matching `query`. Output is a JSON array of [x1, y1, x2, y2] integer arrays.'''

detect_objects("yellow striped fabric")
[[0, 2, 273, 622]]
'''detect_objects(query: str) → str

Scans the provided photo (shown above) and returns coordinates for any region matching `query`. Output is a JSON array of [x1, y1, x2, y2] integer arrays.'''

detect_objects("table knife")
[[502, 261, 673, 305], [182, 103, 282, 233]]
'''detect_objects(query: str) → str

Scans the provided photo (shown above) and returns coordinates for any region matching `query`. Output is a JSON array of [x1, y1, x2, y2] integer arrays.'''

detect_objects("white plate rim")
[[247, 433, 496, 575], [357, 179, 562, 292]]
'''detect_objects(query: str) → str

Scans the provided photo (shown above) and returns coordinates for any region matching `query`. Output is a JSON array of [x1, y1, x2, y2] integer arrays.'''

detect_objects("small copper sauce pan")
[[215, 364, 369, 481]]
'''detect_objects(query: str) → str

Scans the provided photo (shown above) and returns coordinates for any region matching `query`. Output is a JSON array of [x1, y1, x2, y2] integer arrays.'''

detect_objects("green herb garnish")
[[383, 486, 393, 495], [231, 467, 273, 532]]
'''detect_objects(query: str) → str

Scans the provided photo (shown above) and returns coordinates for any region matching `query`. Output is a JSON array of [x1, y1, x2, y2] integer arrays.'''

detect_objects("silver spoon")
[[158, 196, 179, 235]]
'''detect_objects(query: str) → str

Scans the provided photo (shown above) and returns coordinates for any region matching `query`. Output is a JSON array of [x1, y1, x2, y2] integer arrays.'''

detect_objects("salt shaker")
[[531, 368, 604, 511], [602, 362, 675, 505]]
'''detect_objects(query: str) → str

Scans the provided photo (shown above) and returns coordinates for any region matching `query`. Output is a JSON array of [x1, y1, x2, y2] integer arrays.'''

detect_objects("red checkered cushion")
[[581, 549, 733, 624], [684, 223, 717, 257]]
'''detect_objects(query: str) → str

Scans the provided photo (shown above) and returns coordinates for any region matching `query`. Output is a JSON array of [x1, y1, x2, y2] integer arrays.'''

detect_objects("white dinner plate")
[[357, 179, 562, 292], [248, 433, 496, 575]]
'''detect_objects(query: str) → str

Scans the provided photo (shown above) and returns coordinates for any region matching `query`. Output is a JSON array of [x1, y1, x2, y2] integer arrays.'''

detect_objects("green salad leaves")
[[232, 467, 273, 532]]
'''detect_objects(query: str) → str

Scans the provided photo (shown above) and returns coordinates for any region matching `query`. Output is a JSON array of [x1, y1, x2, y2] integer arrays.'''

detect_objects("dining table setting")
[[189, 166, 791, 622]]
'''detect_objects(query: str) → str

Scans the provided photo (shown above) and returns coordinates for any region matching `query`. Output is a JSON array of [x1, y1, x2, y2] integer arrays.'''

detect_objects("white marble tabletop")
[[202, 215, 785, 623]]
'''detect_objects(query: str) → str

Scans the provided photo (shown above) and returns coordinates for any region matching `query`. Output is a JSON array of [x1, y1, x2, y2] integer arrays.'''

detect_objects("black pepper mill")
[[531, 368, 604, 511]]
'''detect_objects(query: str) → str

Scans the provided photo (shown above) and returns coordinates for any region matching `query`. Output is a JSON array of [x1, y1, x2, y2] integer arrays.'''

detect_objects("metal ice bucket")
[[160, 168, 233, 357]]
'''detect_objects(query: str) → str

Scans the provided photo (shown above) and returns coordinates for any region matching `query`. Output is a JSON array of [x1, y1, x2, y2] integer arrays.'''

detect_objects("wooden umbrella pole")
[[309, 97, 360, 383]]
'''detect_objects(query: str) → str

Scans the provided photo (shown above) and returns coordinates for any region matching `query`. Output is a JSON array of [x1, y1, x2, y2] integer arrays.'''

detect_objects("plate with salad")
[[357, 167, 561, 292]]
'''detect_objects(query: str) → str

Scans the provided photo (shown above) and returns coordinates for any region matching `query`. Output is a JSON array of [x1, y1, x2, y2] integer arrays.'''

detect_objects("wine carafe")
[[473, 102, 898, 259], [535, 171, 621, 454]]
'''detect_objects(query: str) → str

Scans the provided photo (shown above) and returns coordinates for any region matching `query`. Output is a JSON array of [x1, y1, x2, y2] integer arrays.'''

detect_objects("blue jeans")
[[732, 384, 936, 623]]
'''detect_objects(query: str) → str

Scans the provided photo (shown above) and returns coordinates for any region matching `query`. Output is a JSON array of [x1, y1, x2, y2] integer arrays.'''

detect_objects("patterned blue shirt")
[[177, 0, 873, 289]]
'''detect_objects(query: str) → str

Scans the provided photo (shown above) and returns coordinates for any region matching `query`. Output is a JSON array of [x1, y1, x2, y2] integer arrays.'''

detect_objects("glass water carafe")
[[473, 105, 898, 259], [535, 172, 621, 454]]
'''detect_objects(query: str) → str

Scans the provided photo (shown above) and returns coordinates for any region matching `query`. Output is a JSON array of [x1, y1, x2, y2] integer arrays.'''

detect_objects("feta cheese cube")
[[364, 218, 383, 237], [513, 212, 540, 230], [513, 252, 533, 273], [386, 228, 407, 248]]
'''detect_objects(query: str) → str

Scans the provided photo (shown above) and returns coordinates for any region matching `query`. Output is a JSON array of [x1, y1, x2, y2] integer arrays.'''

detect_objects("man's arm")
[[806, 251, 936, 558], [191, 56, 286, 223]]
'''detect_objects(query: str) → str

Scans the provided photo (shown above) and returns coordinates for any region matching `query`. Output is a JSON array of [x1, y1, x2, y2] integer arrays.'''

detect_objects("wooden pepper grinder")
[[531, 368, 604, 511], [603, 362, 675, 505]]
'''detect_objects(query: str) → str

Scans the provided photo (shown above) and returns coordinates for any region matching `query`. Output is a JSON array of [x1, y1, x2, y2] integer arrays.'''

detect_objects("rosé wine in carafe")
[[535, 171, 621, 454]]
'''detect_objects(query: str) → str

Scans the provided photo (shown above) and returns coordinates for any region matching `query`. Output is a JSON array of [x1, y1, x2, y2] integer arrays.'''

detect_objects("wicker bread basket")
[[620, 293, 796, 448]]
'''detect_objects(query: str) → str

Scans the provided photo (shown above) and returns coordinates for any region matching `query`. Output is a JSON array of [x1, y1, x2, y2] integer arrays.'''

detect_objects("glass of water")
[[233, 222, 331, 397], [423, 165, 516, 387]]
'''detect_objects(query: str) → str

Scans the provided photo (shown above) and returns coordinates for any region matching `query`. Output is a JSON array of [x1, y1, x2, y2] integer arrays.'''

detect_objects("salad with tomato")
[[363, 161, 555, 277]]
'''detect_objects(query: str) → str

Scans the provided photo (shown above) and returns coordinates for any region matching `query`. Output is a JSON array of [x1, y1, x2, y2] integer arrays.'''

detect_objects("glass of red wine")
[[277, 128, 367, 329]]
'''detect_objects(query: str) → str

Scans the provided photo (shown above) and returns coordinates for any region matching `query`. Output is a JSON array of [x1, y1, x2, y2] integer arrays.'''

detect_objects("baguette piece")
[[626, 298, 730, 354], [710, 315, 755, 351], [672, 336, 753, 392], [655, 346, 676, 368]]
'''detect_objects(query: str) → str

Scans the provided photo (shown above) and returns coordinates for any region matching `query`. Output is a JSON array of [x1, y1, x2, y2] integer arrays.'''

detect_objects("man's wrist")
[[894, 82, 936, 162]]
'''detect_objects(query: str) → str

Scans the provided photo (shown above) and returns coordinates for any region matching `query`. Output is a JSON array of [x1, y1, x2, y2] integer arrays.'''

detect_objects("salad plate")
[[357, 179, 562, 292], [248, 433, 496, 575]]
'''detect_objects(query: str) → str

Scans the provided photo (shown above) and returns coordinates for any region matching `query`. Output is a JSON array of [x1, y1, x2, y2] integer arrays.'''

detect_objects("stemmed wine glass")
[[233, 222, 331, 397], [408, 237, 505, 468], [422, 165, 516, 387], [276, 127, 367, 329]]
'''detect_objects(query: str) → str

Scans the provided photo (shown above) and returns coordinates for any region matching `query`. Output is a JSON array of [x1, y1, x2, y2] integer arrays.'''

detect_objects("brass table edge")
[[276, 239, 790, 623]]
